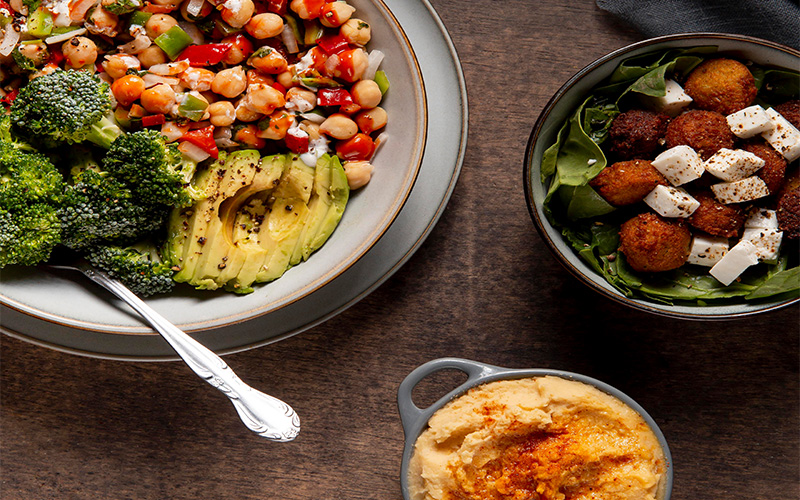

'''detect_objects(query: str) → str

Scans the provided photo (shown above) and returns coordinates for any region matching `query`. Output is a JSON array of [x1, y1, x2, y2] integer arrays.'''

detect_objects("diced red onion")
[[120, 34, 151, 54], [214, 126, 239, 147], [149, 60, 190, 75], [363, 50, 384, 81], [0, 26, 20, 57], [178, 21, 204, 46], [281, 25, 299, 54], [143, 73, 180, 88], [185, 0, 205, 17], [178, 141, 211, 162], [44, 27, 87, 45], [162, 121, 189, 142]]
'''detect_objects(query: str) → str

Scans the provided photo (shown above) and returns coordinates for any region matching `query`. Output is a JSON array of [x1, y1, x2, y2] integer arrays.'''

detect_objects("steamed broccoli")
[[60, 151, 167, 250], [10, 69, 123, 149], [103, 129, 199, 207], [86, 242, 176, 296], [0, 124, 63, 267]]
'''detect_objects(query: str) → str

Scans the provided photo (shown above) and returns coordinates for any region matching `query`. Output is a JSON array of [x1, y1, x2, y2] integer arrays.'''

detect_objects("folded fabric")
[[596, 0, 800, 50]]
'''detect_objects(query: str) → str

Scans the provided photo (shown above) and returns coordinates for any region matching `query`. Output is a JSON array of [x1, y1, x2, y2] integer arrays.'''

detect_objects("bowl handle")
[[397, 358, 504, 437]]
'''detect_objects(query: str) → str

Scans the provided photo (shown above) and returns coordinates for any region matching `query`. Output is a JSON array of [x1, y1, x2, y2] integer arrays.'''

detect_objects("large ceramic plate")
[[0, 0, 467, 359]]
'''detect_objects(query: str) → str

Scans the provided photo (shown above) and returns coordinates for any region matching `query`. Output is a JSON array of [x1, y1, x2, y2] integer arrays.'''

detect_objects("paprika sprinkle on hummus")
[[408, 376, 667, 500]]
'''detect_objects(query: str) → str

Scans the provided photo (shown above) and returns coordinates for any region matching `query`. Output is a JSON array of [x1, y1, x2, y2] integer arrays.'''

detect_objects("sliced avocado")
[[257, 195, 310, 282], [271, 157, 315, 203], [304, 155, 349, 258]]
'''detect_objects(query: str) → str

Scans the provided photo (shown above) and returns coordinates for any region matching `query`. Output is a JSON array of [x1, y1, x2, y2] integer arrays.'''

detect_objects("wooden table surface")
[[2, 1, 799, 498]]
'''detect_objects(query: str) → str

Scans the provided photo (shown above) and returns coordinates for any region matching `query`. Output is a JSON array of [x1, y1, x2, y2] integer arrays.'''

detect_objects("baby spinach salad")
[[540, 47, 800, 305]]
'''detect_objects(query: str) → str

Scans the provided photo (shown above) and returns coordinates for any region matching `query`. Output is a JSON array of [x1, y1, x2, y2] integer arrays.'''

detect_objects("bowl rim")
[[397, 357, 673, 500], [523, 32, 800, 321]]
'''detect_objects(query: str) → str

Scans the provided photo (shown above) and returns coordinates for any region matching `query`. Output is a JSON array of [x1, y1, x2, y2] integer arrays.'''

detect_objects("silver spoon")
[[42, 257, 300, 442]]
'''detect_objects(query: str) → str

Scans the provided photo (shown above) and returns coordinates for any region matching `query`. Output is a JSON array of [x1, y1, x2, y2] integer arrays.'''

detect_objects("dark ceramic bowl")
[[524, 33, 800, 320], [397, 357, 673, 499]]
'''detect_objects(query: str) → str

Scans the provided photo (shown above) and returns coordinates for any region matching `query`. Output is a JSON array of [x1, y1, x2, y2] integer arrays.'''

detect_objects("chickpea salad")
[[0, 0, 391, 295], [540, 47, 800, 305]]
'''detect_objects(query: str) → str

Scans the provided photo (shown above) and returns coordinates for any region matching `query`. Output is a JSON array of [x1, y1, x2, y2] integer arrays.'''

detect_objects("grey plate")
[[0, 0, 468, 359], [524, 33, 800, 320], [397, 357, 673, 500]]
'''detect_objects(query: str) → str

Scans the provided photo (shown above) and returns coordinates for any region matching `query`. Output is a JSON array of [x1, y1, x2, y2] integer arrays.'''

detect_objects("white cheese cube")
[[710, 239, 759, 286], [762, 107, 800, 161], [744, 208, 779, 229], [703, 148, 765, 182], [641, 79, 693, 116], [643, 185, 700, 218], [710, 176, 770, 204], [743, 228, 783, 262], [726, 105, 775, 138], [651, 145, 704, 186], [687, 235, 729, 267]]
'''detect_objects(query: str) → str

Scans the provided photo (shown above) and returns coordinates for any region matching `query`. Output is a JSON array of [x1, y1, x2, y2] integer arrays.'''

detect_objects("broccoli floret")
[[100, 0, 142, 15], [60, 165, 167, 250], [10, 69, 123, 149], [86, 242, 176, 296], [104, 130, 198, 207], [0, 204, 61, 267], [0, 142, 63, 209]]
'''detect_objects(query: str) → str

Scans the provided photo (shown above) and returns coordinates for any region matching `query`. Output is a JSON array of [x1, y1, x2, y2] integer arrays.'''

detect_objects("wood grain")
[[2, 1, 798, 498]]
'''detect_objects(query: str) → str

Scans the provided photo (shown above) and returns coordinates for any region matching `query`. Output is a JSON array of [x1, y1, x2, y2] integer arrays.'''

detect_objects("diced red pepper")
[[317, 34, 350, 55], [220, 33, 253, 63], [178, 43, 232, 66], [336, 133, 374, 161], [142, 1, 178, 13], [317, 87, 353, 107], [141, 113, 166, 127], [48, 46, 65, 66], [270, 81, 287, 95], [0, 0, 12, 11], [285, 130, 309, 154], [1, 89, 19, 107], [181, 125, 219, 159], [265, 0, 287, 15]]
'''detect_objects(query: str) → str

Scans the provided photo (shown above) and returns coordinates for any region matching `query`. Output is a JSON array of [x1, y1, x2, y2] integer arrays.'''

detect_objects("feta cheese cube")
[[742, 227, 783, 262], [726, 105, 775, 138], [762, 107, 800, 161], [709, 239, 759, 286], [651, 145, 704, 186], [687, 235, 729, 267], [643, 185, 700, 218], [710, 176, 770, 204], [703, 148, 765, 182], [744, 208, 779, 229], [640, 79, 693, 116]]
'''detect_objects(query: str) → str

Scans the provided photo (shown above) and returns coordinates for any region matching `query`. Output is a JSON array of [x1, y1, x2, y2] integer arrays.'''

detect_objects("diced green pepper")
[[283, 14, 302, 48], [154, 25, 193, 60], [51, 25, 83, 35], [374, 70, 390, 95], [27, 6, 53, 38], [302, 19, 323, 46], [214, 19, 241, 37], [300, 76, 342, 89], [177, 93, 208, 122], [128, 10, 152, 27]]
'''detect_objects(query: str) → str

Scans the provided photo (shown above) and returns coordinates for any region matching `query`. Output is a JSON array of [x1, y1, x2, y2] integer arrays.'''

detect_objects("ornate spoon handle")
[[80, 264, 300, 442]]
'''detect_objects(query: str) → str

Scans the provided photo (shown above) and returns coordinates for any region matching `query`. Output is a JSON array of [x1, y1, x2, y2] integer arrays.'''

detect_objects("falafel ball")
[[589, 159, 669, 206], [742, 140, 788, 194], [608, 109, 671, 160], [777, 167, 800, 239], [619, 212, 692, 272], [686, 191, 746, 238], [665, 109, 735, 160], [775, 100, 800, 130], [684, 58, 757, 115]]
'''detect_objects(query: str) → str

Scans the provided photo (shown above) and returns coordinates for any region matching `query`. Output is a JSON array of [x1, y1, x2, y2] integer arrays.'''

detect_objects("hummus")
[[408, 376, 667, 500]]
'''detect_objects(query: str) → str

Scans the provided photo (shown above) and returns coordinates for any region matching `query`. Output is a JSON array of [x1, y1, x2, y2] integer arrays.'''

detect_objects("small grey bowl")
[[523, 33, 800, 320], [397, 357, 673, 500]]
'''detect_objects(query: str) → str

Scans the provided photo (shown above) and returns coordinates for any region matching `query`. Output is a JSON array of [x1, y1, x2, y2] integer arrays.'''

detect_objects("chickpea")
[[354, 106, 387, 134], [62, 37, 98, 69], [276, 70, 296, 89], [326, 48, 367, 83], [145, 14, 178, 40], [235, 98, 263, 122], [103, 54, 141, 80], [221, 34, 253, 65], [350, 79, 381, 109], [140, 84, 176, 114], [246, 69, 274, 86], [244, 83, 285, 114], [245, 13, 284, 39], [248, 47, 288, 74], [256, 110, 293, 140], [211, 66, 247, 98], [289, 0, 318, 19], [86, 6, 119, 37], [285, 87, 315, 112], [343, 160, 374, 189], [320, 113, 358, 140], [220, 0, 255, 29], [137, 46, 168, 68], [207, 101, 236, 127], [234, 124, 266, 148], [111, 74, 146, 108], [320, 2, 355, 28], [17, 43, 49, 67], [180, 67, 215, 91], [340, 18, 371, 46]]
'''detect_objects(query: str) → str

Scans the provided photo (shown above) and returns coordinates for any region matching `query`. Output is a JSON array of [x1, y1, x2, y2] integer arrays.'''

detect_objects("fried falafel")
[[589, 159, 669, 206], [684, 58, 758, 115], [665, 109, 735, 160], [686, 191, 746, 238], [742, 140, 788, 194], [775, 100, 800, 130], [619, 212, 692, 272], [607, 109, 671, 160]]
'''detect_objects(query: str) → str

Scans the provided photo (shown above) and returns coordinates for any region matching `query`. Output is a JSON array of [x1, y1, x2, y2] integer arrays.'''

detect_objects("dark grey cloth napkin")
[[596, 0, 800, 51]]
